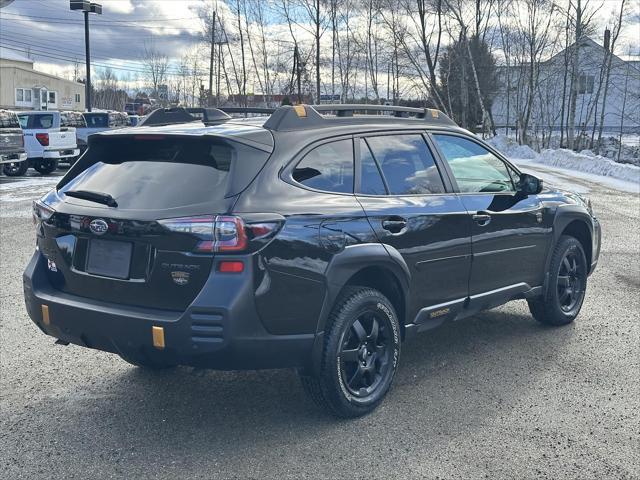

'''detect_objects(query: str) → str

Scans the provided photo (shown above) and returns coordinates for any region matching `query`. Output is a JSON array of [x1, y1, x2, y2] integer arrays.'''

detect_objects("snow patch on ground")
[[487, 135, 640, 186]]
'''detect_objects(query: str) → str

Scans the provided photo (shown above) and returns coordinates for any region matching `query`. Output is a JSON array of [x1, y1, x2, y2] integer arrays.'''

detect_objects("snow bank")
[[487, 134, 640, 185], [537, 149, 640, 184]]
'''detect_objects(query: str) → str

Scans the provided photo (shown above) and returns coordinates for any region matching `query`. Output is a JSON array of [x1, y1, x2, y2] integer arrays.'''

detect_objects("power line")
[[0, 16, 191, 29], [1, 42, 210, 77], [0, 10, 202, 25]]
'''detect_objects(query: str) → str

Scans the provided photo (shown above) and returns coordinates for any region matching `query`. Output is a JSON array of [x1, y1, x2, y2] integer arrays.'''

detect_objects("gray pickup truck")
[[0, 110, 27, 176]]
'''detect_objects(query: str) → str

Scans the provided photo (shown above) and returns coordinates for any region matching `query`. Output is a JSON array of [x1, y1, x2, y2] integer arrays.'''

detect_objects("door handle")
[[382, 217, 407, 234], [472, 212, 492, 226]]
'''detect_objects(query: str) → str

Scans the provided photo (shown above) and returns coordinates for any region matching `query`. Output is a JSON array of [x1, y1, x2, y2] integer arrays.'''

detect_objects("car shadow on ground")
[[21, 304, 574, 468]]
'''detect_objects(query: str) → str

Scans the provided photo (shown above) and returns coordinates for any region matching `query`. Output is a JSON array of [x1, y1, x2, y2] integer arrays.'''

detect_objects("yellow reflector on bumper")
[[152, 326, 165, 349], [41, 305, 50, 326]]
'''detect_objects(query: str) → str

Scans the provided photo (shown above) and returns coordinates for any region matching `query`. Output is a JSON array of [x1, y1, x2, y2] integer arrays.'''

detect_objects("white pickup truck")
[[17, 111, 80, 175]]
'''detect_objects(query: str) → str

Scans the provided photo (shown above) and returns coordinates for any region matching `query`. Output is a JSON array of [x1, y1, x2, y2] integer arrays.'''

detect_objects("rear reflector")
[[218, 261, 244, 273], [41, 305, 50, 326], [152, 326, 165, 349]]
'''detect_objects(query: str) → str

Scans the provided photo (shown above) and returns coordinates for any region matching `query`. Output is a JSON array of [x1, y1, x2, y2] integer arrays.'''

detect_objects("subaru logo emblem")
[[89, 219, 109, 235]]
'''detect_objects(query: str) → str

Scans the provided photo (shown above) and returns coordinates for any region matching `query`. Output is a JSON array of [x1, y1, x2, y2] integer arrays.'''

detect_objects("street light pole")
[[84, 10, 91, 111], [70, 1, 102, 112]]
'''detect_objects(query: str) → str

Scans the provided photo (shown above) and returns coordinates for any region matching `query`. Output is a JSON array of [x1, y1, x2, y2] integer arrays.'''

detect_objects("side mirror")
[[517, 173, 543, 195]]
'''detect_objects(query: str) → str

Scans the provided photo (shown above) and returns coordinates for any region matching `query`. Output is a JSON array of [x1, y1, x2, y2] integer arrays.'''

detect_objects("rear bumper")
[[43, 148, 80, 159], [0, 152, 27, 164], [23, 251, 315, 370]]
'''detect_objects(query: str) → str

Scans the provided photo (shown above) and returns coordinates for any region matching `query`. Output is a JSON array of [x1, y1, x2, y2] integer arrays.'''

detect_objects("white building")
[[0, 47, 84, 111], [491, 37, 640, 137]]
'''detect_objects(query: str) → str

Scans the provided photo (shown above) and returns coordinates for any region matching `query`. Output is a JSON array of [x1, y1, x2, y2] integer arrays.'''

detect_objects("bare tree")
[[141, 43, 169, 101], [594, 0, 627, 152]]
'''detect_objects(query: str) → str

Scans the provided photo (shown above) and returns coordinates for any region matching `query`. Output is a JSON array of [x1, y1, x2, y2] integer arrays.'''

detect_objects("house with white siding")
[[491, 37, 640, 141]]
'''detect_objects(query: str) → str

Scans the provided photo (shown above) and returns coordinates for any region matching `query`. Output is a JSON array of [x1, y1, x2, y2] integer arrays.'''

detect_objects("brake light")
[[35, 133, 49, 146], [158, 215, 279, 253]]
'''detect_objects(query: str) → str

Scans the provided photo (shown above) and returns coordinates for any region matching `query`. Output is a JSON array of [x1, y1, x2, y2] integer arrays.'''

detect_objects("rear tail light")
[[35, 133, 49, 146], [158, 215, 279, 253], [33, 200, 55, 229]]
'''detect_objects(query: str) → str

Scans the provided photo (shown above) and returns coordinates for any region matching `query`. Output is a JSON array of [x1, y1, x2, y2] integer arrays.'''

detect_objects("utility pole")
[[70, 1, 102, 112], [315, 0, 320, 103], [208, 7, 216, 105]]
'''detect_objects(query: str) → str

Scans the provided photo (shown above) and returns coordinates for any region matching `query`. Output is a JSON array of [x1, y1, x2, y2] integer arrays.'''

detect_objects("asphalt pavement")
[[1, 166, 638, 479]]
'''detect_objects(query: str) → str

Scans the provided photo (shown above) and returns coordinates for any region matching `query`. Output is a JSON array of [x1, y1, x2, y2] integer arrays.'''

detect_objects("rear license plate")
[[86, 239, 133, 279]]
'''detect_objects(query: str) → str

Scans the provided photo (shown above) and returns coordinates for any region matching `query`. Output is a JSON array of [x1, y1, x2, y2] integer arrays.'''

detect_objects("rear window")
[[20, 114, 54, 129], [58, 136, 270, 210], [83, 113, 108, 128], [61, 111, 86, 128], [0, 111, 20, 128]]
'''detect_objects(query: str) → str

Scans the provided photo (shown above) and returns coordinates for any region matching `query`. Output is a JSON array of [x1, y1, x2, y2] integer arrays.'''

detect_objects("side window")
[[366, 134, 445, 195], [292, 139, 354, 193], [433, 135, 515, 193], [358, 139, 386, 195]]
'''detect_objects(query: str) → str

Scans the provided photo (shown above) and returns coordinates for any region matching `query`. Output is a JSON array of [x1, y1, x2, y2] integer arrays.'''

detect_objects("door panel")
[[357, 194, 472, 319], [460, 193, 549, 294], [430, 133, 551, 295]]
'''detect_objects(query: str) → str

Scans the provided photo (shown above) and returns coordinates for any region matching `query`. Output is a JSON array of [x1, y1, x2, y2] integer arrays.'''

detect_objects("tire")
[[299, 287, 401, 418], [2, 161, 28, 176], [118, 352, 177, 370], [33, 159, 58, 175], [528, 235, 588, 326]]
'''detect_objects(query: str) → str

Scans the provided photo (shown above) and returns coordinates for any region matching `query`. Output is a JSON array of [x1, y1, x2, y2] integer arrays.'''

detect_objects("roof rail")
[[262, 104, 456, 131], [185, 107, 231, 125], [138, 107, 198, 127], [138, 107, 232, 126]]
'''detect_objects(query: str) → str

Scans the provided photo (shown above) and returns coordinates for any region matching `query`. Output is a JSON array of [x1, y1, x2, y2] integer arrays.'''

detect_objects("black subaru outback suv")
[[24, 105, 600, 417]]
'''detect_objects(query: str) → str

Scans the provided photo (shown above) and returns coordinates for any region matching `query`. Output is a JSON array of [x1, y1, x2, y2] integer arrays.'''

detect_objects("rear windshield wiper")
[[64, 190, 118, 208]]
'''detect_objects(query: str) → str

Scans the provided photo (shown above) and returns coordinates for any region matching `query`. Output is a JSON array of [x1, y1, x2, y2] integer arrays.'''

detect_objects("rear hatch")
[[36, 134, 271, 310], [0, 111, 24, 154]]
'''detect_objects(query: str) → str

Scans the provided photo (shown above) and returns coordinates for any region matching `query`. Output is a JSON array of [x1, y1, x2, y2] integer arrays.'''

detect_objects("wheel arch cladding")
[[560, 219, 593, 268], [320, 243, 411, 336]]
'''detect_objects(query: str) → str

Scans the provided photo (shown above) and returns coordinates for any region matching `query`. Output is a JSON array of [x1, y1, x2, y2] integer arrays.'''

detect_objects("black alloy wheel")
[[528, 235, 588, 326], [299, 286, 401, 418], [339, 310, 393, 398], [557, 249, 585, 313]]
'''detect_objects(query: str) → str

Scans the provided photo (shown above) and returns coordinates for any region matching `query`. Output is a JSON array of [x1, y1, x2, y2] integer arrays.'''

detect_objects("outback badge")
[[171, 271, 190, 286]]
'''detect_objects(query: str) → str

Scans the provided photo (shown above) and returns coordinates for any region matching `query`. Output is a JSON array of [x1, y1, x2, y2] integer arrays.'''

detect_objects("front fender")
[[542, 205, 598, 295]]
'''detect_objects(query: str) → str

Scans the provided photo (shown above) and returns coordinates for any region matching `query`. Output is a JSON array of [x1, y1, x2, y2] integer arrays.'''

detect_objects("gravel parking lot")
[[1, 167, 638, 479]]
